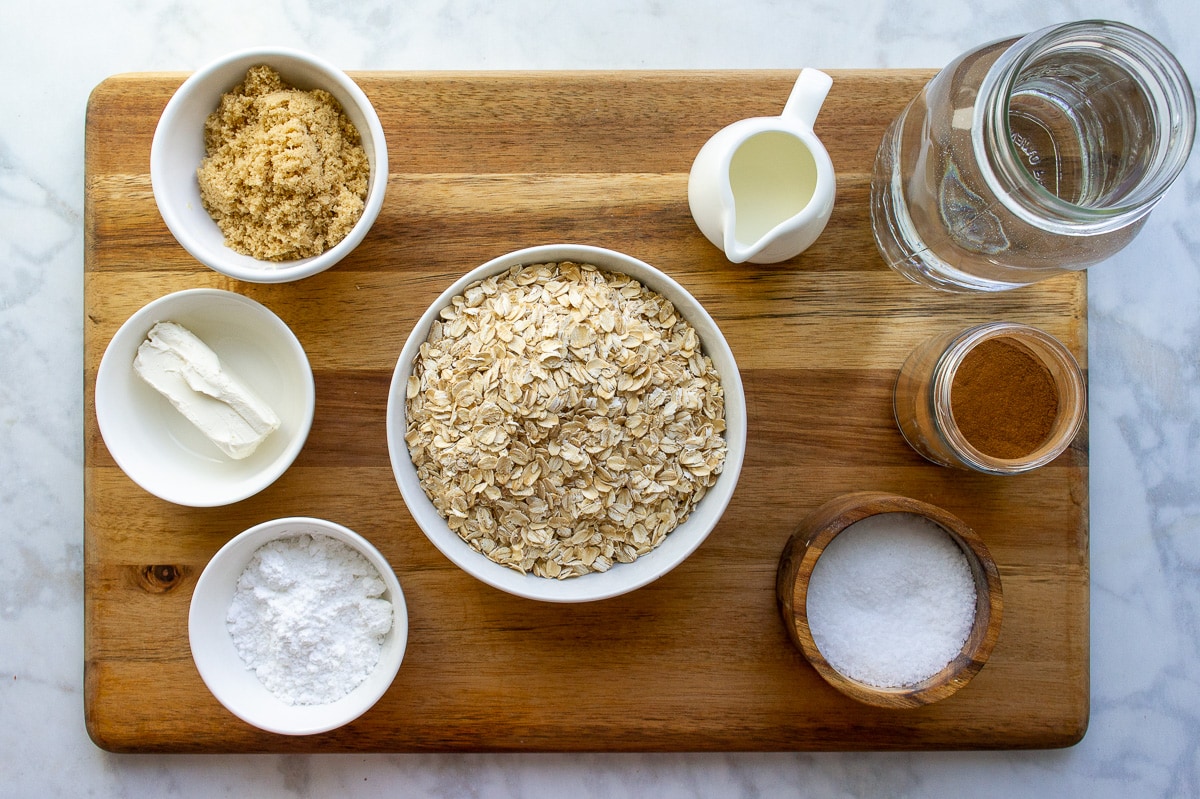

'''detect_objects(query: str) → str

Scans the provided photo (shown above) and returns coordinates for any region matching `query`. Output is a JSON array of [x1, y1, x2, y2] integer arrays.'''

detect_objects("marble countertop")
[[3, 0, 1199, 795]]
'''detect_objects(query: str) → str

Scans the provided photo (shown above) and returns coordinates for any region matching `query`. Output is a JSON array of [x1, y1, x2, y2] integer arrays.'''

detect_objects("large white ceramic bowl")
[[95, 288, 314, 507], [150, 47, 387, 283], [189, 517, 408, 736], [386, 244, 747, 603]]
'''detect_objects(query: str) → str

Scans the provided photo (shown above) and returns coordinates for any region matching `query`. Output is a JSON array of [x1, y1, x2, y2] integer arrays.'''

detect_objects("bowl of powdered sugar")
[[189, 517, 407, 735], [776, 492, 1002, 708]]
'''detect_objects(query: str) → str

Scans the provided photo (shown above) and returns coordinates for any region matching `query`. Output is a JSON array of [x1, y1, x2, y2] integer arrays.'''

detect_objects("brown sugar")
[[950, 337, 1060, 460], [197, 65, 369, 261]]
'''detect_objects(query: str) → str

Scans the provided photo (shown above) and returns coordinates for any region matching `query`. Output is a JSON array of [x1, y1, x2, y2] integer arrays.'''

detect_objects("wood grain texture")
[[83, 70, 1089, 752]]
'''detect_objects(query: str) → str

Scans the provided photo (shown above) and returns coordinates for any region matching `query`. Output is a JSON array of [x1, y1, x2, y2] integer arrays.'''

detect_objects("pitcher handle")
[[782, 68, 833, 129]]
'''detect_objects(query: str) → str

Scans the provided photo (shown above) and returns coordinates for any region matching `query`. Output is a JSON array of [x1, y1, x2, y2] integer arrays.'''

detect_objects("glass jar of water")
[[871, 20, 1195, 292]]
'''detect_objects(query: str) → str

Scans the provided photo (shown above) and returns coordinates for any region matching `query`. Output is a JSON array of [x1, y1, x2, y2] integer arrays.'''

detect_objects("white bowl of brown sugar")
[[386, 244, 747, 603], [151, 48, 387, 283]]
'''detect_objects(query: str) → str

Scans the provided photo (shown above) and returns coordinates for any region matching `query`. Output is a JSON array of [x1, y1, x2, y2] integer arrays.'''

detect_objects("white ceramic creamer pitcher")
[[688, 68, 836, 264]]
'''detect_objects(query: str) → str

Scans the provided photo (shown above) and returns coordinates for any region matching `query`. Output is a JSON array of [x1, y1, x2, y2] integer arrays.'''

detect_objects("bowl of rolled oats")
[[386, 244, 746, 602], [151, 48, 387, 283]]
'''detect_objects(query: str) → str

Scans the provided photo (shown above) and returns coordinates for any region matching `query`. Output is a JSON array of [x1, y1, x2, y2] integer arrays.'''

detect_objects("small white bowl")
[[95, 288, 314, 507], [189, 517, 408, 736], [385, 244, 747, 603], [150, 47, 388, 283]]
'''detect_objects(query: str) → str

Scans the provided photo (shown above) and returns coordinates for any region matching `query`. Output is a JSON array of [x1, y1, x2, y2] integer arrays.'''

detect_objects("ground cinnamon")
[[950, 337, 1059, 460]]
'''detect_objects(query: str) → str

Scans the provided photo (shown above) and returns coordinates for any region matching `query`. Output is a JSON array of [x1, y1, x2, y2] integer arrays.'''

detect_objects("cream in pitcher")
[[688, 68, 836, 264]]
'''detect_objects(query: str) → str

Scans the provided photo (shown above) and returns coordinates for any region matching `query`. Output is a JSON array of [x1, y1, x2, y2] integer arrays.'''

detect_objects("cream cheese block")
[[134, 321, 281, 459]]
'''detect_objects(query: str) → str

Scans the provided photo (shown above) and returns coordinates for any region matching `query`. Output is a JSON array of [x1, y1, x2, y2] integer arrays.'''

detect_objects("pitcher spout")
[[723, 207, 813, 265], [722, 206, 783, 264], [721, 208, 756, 265]]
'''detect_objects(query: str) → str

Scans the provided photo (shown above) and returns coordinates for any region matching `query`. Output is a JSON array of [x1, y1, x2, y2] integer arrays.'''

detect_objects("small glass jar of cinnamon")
[[893, 322, 1086, 474]]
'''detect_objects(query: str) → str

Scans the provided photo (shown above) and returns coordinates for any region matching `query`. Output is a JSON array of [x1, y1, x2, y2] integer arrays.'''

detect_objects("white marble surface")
[[2, 0, 1198, 795]]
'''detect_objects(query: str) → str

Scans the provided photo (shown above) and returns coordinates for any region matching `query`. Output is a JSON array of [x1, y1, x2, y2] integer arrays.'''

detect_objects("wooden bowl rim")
[[778, 491, 1004, 709]]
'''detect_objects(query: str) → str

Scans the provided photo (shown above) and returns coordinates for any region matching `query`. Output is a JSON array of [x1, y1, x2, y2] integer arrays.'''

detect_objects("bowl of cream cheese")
[[95, 288, 315, 506]]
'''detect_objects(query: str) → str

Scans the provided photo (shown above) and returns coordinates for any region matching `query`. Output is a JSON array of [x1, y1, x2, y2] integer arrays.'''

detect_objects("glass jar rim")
[[973, 20, 1196, 234]]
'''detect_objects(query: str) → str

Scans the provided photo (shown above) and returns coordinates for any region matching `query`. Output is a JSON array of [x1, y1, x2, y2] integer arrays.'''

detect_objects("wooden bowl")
[[776, 491, 1003, 708]]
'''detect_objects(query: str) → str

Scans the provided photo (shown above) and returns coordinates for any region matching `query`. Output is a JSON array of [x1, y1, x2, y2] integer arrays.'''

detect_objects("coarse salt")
[[226, 533, 394, 706], [805, 512, 977, 688]]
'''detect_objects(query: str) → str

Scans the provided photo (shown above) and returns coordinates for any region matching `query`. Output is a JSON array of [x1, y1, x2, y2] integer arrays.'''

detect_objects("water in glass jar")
[[1006, 48, 1157, 209]]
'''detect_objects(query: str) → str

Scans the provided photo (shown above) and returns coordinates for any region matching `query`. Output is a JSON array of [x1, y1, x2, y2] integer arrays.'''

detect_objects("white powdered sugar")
[[806, 512, 977, 688], [227, 533, 394, 706]]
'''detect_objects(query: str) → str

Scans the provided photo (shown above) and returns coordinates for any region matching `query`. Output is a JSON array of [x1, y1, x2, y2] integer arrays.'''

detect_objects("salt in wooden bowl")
[[776, 491, 1003, 708]]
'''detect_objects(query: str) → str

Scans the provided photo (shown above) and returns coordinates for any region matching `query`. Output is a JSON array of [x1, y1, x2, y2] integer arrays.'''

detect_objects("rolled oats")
[[405, 262, 727, 579]]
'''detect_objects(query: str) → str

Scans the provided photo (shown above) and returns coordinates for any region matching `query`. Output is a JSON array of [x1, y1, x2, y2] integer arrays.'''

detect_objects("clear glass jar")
[[871, 20, 1196, 292], [893, 322, 1086, 474]]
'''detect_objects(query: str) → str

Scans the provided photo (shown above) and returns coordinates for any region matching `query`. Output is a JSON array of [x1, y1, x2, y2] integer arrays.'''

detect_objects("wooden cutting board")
[[83, 70, 1089, 753]]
